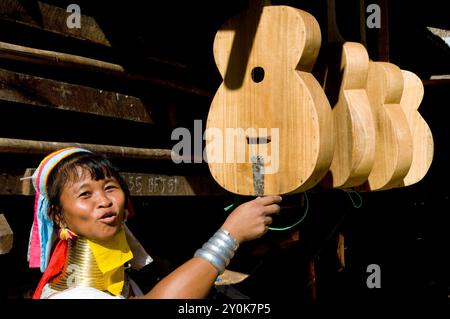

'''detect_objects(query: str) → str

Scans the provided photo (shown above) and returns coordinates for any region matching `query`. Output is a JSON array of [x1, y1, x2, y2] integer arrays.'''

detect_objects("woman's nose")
[[96, 191, 113, 208]]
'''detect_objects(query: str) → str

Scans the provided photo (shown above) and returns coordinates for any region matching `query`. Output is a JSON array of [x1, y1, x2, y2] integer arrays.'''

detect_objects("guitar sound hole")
[[251, 67, 265, 83]]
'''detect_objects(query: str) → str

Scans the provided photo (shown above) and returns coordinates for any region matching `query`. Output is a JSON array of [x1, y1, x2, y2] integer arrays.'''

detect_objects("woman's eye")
[[79, 191, 91, 198], [105, 185, 118, 191]]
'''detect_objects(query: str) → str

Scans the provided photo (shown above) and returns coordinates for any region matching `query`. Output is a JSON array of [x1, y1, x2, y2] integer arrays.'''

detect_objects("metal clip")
[[251, 155, 264, 196]]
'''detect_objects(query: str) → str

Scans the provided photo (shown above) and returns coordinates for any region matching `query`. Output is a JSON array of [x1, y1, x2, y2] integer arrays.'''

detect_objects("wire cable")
[[269, 192, 309, 231]]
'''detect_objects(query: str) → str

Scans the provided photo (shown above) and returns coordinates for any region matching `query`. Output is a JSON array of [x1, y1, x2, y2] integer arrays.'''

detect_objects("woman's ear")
[[48, 205, 63, 227]]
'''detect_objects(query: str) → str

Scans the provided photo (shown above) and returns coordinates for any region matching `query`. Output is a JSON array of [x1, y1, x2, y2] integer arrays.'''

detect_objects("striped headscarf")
[[28, 147, 91, 272]]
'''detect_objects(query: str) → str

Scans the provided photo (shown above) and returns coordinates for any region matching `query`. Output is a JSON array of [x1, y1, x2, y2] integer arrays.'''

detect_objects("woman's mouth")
[[99, 212, 118, 225]]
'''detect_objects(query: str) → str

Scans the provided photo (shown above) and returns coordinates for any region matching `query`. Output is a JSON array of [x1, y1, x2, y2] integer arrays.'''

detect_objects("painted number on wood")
[[123, 173, 179, 195]]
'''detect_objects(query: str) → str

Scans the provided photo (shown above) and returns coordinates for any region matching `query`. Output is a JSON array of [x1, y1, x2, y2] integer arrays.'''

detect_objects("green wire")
[[269, 192, 309, 231], [223, 203, 235, 212], [224, 188, 360, 232], [343, 189, 363, 209], [223, 195, 240, 212], [224, 193, 310, 232]]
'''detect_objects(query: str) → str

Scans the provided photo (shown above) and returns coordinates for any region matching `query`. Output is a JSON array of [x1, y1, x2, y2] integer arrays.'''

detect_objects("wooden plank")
[[0, 41, 212, 97], [0, 137, 176, 161], [422, 78, 450, 86], [0, 0, 110, 46], [15, 170, 228, 196], [0, 68, 152, 123], [0, 214, 13, 254]]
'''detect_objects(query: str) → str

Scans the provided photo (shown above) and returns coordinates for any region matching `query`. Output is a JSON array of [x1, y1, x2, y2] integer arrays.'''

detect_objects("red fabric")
[[28, 193, 41, 268], [32, 239, 68, 299]]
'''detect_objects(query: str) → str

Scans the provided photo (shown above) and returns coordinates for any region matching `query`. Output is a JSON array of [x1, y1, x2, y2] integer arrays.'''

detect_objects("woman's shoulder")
[[41, 284, 125, 299]]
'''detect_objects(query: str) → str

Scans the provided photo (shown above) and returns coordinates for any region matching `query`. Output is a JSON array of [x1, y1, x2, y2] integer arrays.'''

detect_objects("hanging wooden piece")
[[364, 61, 413, 191], [399, 70, 434, 187], [324, 42, 376, 188], [206, 5, 334, 195]]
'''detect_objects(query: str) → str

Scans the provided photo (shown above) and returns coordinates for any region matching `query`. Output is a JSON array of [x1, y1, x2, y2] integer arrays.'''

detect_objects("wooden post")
[[0, 214, 13, 254]]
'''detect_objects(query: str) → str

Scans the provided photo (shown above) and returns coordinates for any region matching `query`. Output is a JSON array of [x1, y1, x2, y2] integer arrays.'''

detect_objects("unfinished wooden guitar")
[[365, 61, 413, 191], [205, 5, 334, 195], [400, 70, 434, 187], [324, 42, 376, 188]]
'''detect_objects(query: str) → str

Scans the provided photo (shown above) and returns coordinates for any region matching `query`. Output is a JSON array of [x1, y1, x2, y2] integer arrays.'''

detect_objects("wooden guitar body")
[[365, 61, 413, 191], [206, 5, 334, 195], [325, 42, 376, 188], [400, 70, 434, 186]]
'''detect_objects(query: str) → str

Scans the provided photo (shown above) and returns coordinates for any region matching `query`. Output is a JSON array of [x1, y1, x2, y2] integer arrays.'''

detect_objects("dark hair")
[[46, 152, 130, 223]]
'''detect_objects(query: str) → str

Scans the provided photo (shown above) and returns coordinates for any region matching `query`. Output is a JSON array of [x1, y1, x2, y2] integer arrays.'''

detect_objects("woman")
[[28, 147, 281, 299]]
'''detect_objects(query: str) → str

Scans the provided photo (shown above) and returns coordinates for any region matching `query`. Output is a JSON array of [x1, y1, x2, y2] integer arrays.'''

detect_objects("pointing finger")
[[257, 195, 282, 206]]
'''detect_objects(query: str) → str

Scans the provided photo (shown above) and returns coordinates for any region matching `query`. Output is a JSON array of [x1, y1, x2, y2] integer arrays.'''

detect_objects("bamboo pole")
[[0, 41, 125, 73], [0, 137, 178, 161]]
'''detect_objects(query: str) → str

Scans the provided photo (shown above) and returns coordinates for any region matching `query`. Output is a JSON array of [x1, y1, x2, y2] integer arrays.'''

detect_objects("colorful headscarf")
[[28, 147, 92, 272]]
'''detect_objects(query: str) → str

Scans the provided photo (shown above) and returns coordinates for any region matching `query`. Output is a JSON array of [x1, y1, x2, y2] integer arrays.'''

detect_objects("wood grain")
[[206, 5, 334, 195], [365, 61, 413, 191], [0, 68, 152, 123], [400, 70, 434, 187]]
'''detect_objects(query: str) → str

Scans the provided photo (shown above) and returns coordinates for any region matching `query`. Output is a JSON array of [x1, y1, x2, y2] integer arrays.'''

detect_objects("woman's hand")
[[141, 195, 282, 299], [221, 195, 282, 244]]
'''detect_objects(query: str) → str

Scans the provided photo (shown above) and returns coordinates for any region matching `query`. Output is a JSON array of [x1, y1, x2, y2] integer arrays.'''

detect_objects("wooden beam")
[[10, 170, 228, 196], [121, 172, 228, 196], [0, 137, 176, 161], [0, 0, 110, 46], [0, 41, 213, 97], [0, 214, 13, 254], [0, 68, 152, 123]]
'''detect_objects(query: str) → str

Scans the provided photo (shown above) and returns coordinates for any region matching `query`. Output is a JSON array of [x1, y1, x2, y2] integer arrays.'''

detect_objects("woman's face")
[[59, 166, 126, 242]]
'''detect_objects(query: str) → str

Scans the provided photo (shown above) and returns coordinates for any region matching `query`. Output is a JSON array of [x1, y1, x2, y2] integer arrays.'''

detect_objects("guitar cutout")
[[323, 42, 376, 188], [205, 5, 334, 195], [364, 61, 413, 191], [399, 70, 434, 187]]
